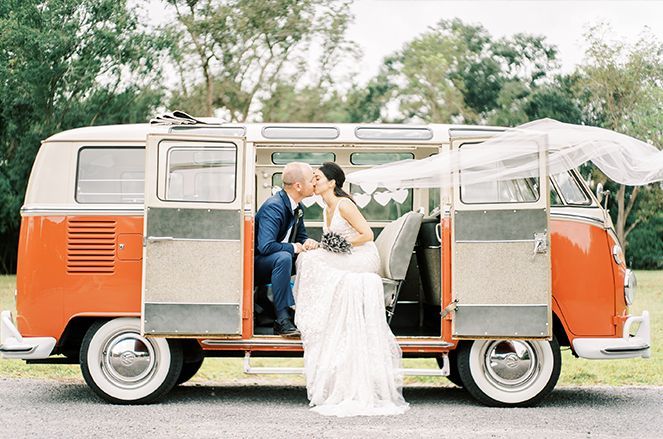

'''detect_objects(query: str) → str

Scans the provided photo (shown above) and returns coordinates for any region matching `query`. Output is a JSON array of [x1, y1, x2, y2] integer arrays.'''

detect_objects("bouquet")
[[320, 231, 352, 254]]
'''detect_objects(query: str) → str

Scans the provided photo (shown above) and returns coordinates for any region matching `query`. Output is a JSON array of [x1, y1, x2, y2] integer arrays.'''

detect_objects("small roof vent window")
[[262, 126, 339, 139], [355, 127, 433, 140]]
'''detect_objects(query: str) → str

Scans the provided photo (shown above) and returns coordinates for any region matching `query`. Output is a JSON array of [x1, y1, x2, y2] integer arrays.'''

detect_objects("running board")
[[204, 338, 453, 349], [242, 352, 450, 376]]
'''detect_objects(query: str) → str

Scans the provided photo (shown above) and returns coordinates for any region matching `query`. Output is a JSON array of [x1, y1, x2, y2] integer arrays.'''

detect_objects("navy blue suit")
[[254, 190, 308, 319]]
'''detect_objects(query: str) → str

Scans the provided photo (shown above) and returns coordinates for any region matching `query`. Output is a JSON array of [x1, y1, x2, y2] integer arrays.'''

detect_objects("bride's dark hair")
[[318, 162, 355, 203]]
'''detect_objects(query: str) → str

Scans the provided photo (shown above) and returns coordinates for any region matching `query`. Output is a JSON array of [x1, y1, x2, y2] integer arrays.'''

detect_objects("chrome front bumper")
[[0, 310, 56, 360], [572, 311, 651, 360]]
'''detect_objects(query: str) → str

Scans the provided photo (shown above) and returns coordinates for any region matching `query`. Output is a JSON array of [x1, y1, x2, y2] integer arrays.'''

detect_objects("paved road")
[[1, 378, 662, 438]]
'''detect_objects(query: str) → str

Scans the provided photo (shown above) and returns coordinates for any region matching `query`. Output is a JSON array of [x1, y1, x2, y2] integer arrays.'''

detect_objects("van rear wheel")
[[80, 318, 183, 404], [457, 337, 561, 407]]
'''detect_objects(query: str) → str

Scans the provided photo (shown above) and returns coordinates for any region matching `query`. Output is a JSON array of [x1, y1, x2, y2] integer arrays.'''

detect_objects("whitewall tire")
[[457, 337, 561, 407], [80, 318, 183, 404]]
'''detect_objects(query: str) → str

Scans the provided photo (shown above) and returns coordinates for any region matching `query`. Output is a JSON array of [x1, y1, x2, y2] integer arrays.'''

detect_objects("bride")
[[294, 162, 409, 417]]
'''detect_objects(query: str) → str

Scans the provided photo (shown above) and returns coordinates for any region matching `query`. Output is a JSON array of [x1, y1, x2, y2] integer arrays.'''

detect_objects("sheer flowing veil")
[[347, 119, 663, 190]]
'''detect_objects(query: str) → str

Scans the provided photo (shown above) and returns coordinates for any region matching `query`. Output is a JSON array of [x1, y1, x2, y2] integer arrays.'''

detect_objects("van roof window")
[[262, 126, 339, 139], [355, 127, 433, 140]]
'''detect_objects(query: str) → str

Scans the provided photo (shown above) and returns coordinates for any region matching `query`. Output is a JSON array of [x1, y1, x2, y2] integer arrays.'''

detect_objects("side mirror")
[[596, 183, 610, 209], [595, 183, 604, 203]]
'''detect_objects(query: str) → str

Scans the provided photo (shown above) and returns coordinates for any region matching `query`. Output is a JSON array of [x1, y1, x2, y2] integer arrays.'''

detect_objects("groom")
[[254, 162, 318, 336]]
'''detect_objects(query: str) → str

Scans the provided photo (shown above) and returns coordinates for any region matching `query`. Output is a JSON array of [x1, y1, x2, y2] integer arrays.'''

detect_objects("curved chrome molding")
[[550, 212, 606, 228]]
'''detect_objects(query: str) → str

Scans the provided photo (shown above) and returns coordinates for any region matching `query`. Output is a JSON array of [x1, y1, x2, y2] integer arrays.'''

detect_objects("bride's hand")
[[303, 238, 319, 250]]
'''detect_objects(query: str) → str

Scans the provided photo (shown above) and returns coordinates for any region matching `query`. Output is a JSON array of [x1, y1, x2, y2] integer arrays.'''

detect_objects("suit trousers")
[[254, 251, 295, 320]]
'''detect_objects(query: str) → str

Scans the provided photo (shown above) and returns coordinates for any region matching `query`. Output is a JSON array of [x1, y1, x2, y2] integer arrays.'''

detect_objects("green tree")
[[383, 19, 559, 124], [259, 73, 392, 123], [0, 0, 167, 273], [490, 74, 583, 125], [577, 24, 663, 249], [165, 0, 354, 121]]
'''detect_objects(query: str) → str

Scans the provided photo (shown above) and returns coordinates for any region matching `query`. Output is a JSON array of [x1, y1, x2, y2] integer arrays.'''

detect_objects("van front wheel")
[[80, 318, 183, 404], [457, 337, 561, 407]]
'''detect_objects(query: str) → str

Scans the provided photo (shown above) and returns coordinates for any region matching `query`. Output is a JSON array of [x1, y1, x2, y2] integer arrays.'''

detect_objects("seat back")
[[374, 211, 424, 280]]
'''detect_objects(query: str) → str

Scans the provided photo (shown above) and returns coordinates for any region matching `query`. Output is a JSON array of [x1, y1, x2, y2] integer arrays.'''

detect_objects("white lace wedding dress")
[[294, 198, 409, 417]]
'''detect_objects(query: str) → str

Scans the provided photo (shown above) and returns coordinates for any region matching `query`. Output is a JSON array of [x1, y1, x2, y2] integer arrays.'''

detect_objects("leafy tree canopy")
[[0, 0, 167, 272]]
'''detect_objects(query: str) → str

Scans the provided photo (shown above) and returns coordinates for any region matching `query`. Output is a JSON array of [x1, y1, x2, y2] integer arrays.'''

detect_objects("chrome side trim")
[[21, 208, 144, 216]]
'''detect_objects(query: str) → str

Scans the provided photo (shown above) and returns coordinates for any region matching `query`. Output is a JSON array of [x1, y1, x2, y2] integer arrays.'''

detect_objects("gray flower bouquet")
[[320, 231, 352, 254]]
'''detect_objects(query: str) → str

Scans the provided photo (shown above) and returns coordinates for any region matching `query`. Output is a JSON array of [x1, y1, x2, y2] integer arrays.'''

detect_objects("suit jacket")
[[255, 189, 308, 256]]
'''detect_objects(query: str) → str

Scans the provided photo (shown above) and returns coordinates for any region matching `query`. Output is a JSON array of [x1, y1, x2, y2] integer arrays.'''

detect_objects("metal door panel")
[[451, 134, 551, 339], [142, 133, 245, 337]]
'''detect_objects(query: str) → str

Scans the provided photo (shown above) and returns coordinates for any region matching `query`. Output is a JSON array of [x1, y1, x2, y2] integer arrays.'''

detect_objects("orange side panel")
[[440, 217, 454, 344], [242, 217, 254, 338], [16, 215, 143, 338], [549, 219, 616, 337]]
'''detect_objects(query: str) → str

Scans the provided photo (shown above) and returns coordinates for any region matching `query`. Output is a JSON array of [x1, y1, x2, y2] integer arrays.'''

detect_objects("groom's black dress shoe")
[[274, 318, 300, 337]]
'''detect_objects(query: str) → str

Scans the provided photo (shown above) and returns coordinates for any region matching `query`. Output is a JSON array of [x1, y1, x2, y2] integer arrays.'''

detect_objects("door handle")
[[533, 232, 548, 255], [147, 236, 174, 242]]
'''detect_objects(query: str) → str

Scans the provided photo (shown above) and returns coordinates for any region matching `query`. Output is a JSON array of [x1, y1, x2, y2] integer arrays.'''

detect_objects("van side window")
[[350, 152, 414, 221], [165, 146, 236, 203], [460, 147, 540, 204], [550, 181, 563, 206], [272, 152, 335, 165], [553, 171, 591, 205], [76, 147, 144, 204]]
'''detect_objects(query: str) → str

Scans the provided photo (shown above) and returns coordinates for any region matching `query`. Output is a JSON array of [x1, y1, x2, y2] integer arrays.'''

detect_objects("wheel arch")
[[57, 316, 111, 359]]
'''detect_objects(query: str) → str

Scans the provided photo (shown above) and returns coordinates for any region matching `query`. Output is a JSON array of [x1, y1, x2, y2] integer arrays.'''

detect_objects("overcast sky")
[[347, 0, 663, 81], [146, 0, 663, 86]]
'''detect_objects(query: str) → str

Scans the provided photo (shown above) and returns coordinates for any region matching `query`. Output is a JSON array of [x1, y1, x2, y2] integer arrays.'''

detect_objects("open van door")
[[450, 132, 551, 339], [141, 132, 246, 337]]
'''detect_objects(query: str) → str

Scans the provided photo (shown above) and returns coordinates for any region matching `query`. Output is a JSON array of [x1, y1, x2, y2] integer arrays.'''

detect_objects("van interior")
[[252, 143, 443, 338]]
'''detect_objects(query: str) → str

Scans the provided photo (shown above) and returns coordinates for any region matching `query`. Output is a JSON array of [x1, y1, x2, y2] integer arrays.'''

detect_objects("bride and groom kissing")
[[254, 161, 409, 417]]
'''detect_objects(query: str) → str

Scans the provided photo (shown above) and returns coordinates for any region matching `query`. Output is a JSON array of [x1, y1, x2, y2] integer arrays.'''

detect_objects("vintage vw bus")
[[0, 118, 651, 407]]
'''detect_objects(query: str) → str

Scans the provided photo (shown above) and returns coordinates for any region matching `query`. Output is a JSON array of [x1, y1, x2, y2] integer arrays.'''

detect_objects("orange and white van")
[[0, 119, 650, 406]]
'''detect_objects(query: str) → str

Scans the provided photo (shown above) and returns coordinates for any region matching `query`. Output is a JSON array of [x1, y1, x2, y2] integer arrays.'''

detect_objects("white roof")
[[44, 122, 505, 144], [45, 124, 154, 143]]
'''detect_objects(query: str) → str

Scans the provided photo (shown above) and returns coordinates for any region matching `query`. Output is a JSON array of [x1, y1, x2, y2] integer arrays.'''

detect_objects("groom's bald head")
[[283, 162, 315, 202], [283, 162, 312, 186]]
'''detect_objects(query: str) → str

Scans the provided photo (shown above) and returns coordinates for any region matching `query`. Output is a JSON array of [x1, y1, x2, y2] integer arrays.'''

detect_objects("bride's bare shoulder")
[[337, 197, 366, 221]]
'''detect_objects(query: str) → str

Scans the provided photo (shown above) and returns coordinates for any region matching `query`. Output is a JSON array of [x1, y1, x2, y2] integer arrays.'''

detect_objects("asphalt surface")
[[1, 378, 662, 438]]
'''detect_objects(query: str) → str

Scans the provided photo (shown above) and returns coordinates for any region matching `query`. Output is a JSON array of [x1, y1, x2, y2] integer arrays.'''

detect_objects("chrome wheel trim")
[[481, 340, 540, 392], [100, 330, 158, 390]]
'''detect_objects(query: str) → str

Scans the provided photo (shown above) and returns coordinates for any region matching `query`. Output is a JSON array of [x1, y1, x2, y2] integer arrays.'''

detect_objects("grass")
[[1, 272, 661, 386]]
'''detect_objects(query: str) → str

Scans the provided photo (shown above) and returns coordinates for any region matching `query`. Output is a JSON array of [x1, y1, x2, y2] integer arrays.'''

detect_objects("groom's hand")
[[294, 242, 305, 254], [303, 239, 319, 251]]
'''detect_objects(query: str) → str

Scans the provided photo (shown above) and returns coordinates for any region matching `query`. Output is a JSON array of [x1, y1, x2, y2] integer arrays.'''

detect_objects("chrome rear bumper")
[[0, 310, 56, 360]]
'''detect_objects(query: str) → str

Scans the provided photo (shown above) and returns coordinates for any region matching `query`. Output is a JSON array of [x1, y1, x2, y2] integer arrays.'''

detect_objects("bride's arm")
[[338, 199, 374, 246]]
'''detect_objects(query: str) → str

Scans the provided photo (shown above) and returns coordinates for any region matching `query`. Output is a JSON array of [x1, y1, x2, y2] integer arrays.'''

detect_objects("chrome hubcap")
[[101, 331, 157, 389], [483, 340, 538, 390]]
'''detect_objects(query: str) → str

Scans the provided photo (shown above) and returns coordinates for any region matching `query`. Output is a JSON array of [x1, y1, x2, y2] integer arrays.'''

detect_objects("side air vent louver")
[[67, 219, 116, 274]]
